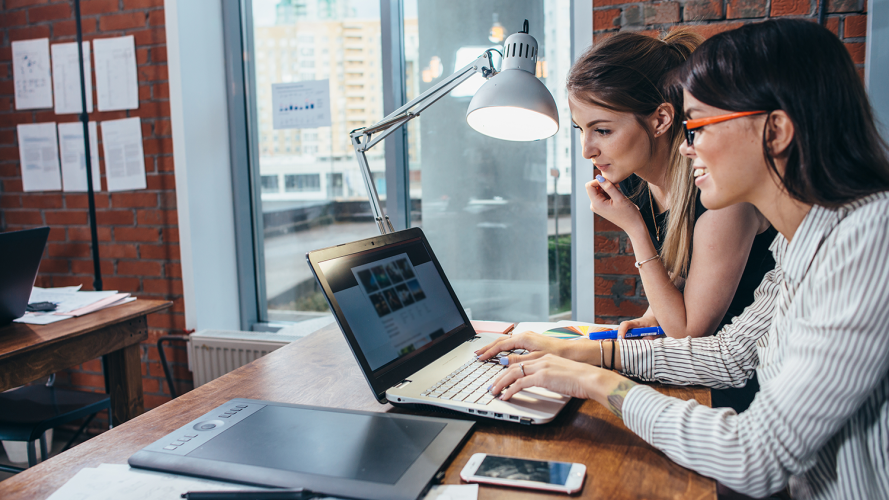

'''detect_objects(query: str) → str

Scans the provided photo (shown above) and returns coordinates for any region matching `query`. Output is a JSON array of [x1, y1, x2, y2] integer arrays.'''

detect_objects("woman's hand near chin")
[[585, 175, 646, 234]]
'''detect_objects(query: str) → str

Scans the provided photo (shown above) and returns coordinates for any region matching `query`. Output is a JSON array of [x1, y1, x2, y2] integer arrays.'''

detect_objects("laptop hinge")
[[393, 379, 412, 389]]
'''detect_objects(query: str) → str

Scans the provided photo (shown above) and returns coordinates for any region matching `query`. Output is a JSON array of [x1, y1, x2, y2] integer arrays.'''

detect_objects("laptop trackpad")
[[507, 391, 568, 414]]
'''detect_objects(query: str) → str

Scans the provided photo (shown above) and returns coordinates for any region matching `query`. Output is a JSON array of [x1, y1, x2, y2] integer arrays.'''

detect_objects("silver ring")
[[520, 363, 525, 377]]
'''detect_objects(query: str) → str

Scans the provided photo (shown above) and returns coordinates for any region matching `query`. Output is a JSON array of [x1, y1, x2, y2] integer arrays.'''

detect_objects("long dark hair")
[[567, 30, 703, 280], [677, 19, 889, 206]]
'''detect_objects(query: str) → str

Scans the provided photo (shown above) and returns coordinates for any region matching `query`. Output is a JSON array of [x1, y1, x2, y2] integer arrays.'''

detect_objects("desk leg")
[[105, 332, 145, 426]]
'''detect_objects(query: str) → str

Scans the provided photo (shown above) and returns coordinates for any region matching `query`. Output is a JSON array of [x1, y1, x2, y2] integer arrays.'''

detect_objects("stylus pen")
[[180, 489, 317, 500], [588, 326, 665, 340]]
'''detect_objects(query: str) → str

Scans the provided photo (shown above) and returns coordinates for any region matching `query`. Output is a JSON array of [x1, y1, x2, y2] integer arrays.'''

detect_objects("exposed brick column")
[[0, 0, 190, 418], [588, 0, 869, 324]]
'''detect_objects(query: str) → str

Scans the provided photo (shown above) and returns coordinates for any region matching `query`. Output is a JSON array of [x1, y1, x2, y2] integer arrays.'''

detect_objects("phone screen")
[[474, 456, 573, 485]]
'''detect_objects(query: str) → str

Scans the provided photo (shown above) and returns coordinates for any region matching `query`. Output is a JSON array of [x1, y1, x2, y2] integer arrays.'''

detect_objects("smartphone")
[[459, 453, 586, 494]]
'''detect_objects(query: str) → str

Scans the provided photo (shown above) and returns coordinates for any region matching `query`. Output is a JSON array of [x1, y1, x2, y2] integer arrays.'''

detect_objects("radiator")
[[187, 330, 305, 387]]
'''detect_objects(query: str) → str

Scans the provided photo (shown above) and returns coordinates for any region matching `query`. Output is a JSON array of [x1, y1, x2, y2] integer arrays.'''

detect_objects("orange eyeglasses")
[[682, 111, 767, 147]]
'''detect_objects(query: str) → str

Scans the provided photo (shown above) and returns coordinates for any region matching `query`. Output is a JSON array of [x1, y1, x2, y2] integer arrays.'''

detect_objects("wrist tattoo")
[[606, 380, 637, 419]]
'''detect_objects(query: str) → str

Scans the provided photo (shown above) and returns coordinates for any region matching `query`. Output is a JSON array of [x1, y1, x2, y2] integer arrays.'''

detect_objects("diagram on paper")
[[12, 38, 53, 110], [271, 79, 332, 130]]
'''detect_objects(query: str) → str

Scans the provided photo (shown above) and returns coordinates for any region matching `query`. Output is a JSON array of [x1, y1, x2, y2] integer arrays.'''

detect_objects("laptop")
[[307, 227, 570, 424], [0, 226, 50, 325]]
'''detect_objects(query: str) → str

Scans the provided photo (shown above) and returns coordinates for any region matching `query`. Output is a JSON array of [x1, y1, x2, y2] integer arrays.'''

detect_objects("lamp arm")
[[350, 52, 497, 234]]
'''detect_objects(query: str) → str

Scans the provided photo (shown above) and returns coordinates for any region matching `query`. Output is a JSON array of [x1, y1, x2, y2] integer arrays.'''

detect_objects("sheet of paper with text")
[[59, 121, 101, 192], [271, 79, 332, 130], [17, 122, 62, 192], [12, 38, 53, 110], [94, 35, 139, 111], [51, 41, 94, 114], [101, 117, 146, 192]]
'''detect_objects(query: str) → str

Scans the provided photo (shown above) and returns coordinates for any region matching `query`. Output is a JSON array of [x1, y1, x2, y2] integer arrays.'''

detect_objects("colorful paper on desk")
[[470, 320, 515, 334], [513, 320, 619, 339], [542, 324, 612, 339]]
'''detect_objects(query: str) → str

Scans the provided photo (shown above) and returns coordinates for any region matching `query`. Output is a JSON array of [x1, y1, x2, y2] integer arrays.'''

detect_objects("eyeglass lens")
[[684, 126, 695, 147]]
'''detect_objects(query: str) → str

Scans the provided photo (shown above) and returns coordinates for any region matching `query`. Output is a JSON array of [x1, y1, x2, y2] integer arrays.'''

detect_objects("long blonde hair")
[[566, 29, 703, 281]]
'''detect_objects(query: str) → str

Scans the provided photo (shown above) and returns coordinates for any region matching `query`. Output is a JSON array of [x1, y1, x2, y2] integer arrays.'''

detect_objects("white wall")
[[867, 0, 889, 139], [165, 0, 241, 330]]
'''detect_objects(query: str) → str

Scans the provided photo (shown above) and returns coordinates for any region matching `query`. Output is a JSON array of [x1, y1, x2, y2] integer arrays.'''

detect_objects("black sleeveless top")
[[620, 175, 778, 330]]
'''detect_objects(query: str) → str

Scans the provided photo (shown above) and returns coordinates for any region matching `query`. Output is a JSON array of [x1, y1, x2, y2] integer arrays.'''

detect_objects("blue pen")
[[588, 326, 664, 340]]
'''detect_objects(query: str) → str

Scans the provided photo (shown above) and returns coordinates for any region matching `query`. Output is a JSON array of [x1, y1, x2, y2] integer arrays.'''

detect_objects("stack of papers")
[[15, 286, 135, 325], [47, 464, 478, 500]]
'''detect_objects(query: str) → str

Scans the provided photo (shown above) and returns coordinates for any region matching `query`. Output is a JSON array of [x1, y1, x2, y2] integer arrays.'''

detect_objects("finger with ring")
[[520, 363, 526, 377]]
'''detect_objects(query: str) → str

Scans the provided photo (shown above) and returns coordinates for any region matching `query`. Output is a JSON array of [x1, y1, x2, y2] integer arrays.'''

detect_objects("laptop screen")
[[318, 236, 465, 374]]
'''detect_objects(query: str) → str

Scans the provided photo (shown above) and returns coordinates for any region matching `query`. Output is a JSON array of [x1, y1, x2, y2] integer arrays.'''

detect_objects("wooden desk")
[[0, 300, 172, 425], [0, 324, 716, 499]]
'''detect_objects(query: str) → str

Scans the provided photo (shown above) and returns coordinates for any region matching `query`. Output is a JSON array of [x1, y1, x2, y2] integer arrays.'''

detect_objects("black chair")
[[0, 375, 111, 473], [157, 336, 189, 398]]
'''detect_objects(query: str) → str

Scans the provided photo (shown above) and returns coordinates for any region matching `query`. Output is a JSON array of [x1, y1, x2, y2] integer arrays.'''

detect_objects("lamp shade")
[[466, 27, 559, 141]]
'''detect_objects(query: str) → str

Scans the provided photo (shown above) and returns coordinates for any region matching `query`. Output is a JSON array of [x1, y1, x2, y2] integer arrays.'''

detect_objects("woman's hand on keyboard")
[[488, 353, 637, 419], [474, 332, 576, 367]]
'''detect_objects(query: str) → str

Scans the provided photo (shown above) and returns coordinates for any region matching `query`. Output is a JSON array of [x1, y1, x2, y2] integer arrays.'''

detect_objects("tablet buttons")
[[193, 419, 224, 431], [163, 445, 178, 450]]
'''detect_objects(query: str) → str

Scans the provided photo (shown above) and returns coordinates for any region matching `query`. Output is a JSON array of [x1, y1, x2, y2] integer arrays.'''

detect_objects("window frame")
[[223, 0, 595, 330]]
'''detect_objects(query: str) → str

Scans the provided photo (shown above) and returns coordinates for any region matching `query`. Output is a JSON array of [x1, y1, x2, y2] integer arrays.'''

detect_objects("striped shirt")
[[618, 192, 889, 499]]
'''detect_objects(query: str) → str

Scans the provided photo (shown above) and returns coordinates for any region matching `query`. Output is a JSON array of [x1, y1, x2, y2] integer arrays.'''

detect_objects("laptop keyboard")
[[421, 350, 528, 406]]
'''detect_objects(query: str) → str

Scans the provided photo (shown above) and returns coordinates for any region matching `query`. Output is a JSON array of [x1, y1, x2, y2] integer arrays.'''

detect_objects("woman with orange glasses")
[[560, 29, 777, 413], [479, 19, 889, 498]]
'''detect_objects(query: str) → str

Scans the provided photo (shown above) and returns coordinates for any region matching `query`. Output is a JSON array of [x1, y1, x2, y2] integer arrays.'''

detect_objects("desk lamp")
[[350, 20, 559, 234]]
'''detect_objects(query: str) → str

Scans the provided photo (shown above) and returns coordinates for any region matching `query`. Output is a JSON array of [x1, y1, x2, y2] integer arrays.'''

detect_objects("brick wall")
[[590, 0, 869, 323], [0, 0, 191, 421]]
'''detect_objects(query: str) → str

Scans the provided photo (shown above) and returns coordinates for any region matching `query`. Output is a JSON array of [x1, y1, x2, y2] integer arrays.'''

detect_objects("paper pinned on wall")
[[59, 122, 101, 192], [12, 38, 54, 110], [51, 41, 94, 115], [17, 122, 62, 192], [271, 79, 332, 130], [93, 35, 139, 111], [101, 117, 146, 192]]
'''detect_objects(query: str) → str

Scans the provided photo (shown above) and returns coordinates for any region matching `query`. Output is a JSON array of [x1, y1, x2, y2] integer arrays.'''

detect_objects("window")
[[403, 0, 574, 321], [285, 174, 320, 192], [260, 174, 279, 193], [327, 173, 344, 198], [246, 0, 382, 323], [227, 0, 590, 328]]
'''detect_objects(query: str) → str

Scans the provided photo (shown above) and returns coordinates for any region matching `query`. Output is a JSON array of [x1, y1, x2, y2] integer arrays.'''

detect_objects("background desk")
[[0, 300, 172, 426], [0, 323, 715, 499]]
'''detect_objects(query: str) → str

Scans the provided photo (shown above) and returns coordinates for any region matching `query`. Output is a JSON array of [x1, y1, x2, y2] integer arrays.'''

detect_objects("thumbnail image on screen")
[[359, 257, 427, 318]]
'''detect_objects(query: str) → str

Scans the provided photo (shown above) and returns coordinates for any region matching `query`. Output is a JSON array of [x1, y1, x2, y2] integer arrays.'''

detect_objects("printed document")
[[58, 121, 101, 192], [45, 463, 477, 500], [93, 35, 139, 111], [51, 41, 94, 114], [17, 122, 61, 192], [12, 38, 53, 110], [101, 117, 146, 191], [271, 79, 332, 129]]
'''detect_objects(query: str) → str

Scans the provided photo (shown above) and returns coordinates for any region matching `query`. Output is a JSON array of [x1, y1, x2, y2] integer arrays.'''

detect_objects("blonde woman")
[[568, 31, 775, 411]]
